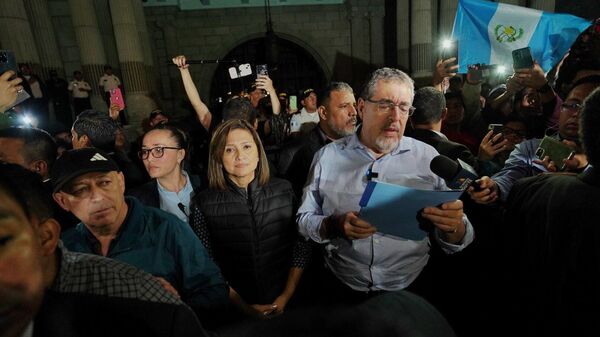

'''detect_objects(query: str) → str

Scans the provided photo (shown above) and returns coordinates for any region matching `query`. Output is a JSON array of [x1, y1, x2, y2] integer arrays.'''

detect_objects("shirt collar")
[[80, 197, 143, 255], [156, 170, 189, 194]]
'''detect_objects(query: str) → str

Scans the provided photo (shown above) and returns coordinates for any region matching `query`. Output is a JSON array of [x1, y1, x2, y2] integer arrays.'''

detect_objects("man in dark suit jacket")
[[407, 86, 478, 169], [497, 87, 600, 337], [281, 82, 358, 198]]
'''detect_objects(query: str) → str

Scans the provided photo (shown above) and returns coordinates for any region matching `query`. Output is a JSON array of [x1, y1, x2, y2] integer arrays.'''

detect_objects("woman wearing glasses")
[[129, 124, 203, 222], [189, 119, 310, 324]]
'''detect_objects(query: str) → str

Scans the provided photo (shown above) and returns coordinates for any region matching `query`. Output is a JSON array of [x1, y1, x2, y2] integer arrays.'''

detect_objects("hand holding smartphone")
[[535, 136, 575, 171], [512, 47, 534, 70], [0, 50, 30, 111], [110, 87, 125, 111]]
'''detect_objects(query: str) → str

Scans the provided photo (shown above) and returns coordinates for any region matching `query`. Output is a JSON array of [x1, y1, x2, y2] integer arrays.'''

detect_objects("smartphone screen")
[[256, 64, 268, 78], [289, 95, 297, 111], [110, 87, 125, 111], [512, 47, 534, 69]]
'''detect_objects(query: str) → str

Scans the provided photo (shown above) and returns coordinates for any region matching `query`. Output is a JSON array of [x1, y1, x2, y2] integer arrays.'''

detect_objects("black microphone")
[[430, 155, 480, 191], [177, 202, 188, 216]]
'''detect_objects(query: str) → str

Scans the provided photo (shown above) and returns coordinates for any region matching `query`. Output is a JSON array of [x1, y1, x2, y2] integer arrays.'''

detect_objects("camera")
[[0, 51, 8, 64]]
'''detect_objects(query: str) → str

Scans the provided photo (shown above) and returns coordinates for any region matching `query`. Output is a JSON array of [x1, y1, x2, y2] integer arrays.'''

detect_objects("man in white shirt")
[[290, 88, 319, 133], [98, 65, 121, 107], [297, 67, 474, 300], [68, 71, 92, 115]]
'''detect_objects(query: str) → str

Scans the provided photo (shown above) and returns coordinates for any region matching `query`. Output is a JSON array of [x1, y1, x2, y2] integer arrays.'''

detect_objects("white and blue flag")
[[452, 0, 590, 73]]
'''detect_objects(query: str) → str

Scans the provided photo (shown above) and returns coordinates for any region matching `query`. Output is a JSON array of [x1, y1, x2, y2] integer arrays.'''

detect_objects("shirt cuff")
[[300, 214, 329, 244], [435, 214, 474, 253]]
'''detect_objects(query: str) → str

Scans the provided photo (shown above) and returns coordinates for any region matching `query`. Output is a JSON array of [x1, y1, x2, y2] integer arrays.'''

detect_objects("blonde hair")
[[207, 119, 270, 190]]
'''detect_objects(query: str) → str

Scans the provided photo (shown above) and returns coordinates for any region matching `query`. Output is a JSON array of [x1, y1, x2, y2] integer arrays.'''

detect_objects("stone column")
[[367, 5, 386, 67], [531, 0, 555, 11], [68, 0, 108, 111], [132, 0, 157, 94], [411, 0, 433, 79], [94, 0, 120, 74], [439, 0, 458, 38], [25, 0, 64, 79], [396, 0, 410, 71], [0, 0, 41, 69], [109, 0, 156, 131]]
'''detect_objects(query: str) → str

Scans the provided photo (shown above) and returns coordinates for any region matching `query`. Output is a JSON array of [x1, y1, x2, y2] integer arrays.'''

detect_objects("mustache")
[[347, 117, 357, 125]]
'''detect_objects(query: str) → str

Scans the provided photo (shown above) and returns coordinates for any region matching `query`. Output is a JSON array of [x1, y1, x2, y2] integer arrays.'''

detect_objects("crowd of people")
[[1, 17, 600, 337]]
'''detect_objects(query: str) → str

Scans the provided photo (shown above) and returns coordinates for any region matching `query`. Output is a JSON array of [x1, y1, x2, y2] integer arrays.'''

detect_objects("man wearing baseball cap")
[[51, 148, 228, 314], [289, 88, 319, 134]]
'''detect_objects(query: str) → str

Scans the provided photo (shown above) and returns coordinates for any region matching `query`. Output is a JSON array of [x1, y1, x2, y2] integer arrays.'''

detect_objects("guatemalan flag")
[[452, 0, 590, 73]]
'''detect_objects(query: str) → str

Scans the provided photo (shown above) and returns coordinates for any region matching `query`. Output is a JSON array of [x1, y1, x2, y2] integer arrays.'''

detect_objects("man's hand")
[[172, 55, 189, 70], [422, 200, 465, 244], [250, 303, 280, 319], [0, 71, 23, 112], [514, 62, 547, 90], [506, 74, 525, 95], [467, 176, 499, 204], [478, 130, 508, 161], [109, 103, 121, 120], [321, 211, 377, 240], [433, 58, 458, 89], [256, 74, 275, 93], [155, 277, 180, 298]]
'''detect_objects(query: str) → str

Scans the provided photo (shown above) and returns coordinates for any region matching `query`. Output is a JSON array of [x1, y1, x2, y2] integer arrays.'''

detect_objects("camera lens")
[[0, 52, 7, 63], [535, 148, 544, 159]]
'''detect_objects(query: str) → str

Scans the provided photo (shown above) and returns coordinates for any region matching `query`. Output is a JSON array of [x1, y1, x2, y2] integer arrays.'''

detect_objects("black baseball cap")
[[50, 148, 120, 193], [300, 88, 315, 100]]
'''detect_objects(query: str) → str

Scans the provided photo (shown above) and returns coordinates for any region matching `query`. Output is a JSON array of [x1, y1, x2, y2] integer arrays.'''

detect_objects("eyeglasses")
[[560, 102, 583, 115], [138, 146, 181, 160], [365, 98, 415, 116]]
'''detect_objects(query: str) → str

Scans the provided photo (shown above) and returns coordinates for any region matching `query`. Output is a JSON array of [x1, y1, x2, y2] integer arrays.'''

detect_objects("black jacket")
[[128, 173, 204, 209], [193, 177, 297, 304], [407, 128, 478, 170], [280, 126, 330, 199]]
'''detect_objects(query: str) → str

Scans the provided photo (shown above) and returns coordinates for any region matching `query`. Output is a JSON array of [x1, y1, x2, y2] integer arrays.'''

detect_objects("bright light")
[[496, 65, 507, 74], [22, 115, 33, 125], [442, 39, 453, 49]]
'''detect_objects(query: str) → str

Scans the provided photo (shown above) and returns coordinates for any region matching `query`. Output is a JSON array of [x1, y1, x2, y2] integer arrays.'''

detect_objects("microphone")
[[177, 202, 188, 216], [430, 155, 480, 191]]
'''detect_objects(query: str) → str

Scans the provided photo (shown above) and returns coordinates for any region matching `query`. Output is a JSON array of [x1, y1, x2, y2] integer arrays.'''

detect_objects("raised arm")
[[172, 55, 212, 131]]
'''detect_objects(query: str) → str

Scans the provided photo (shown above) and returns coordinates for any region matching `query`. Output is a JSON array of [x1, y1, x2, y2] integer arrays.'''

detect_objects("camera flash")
[[442, 39, 453, 49], [496, 65, 507, 74]]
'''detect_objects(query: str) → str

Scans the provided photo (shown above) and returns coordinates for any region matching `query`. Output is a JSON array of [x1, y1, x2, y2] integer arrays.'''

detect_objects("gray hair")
[[360, 67, 414, 100], [318, 82, 354, 108]]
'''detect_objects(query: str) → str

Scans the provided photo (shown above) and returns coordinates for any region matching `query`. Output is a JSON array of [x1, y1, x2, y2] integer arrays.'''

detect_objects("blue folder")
[[359, 181, 462, 240]]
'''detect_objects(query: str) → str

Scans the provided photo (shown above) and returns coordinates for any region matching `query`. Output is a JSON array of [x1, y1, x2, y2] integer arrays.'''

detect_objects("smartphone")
[[0, 50, 17, 74], [440, 40, 459, 65], [289, 95, 297, 111], [0, 50, 31, 110], [535, 136, 575, 171], [488, 123, 503, 135], [468, 64, 483, 82], [228, 67, 239, 79], [256, 64, 268, 78], [512, 47, 534, 70], [110, 87, 125, 111]]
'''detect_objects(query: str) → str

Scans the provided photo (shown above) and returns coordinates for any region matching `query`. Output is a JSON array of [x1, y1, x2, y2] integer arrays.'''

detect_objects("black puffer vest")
[[195, 177, 296, 304]]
